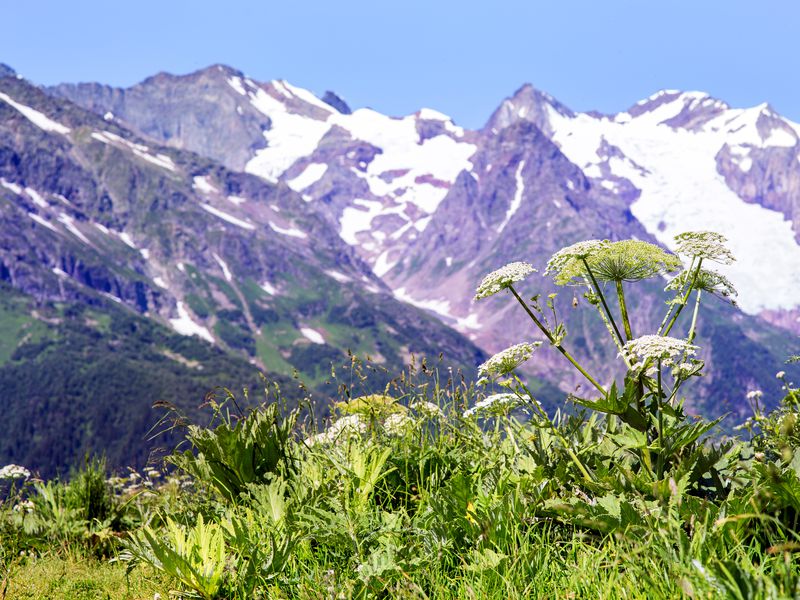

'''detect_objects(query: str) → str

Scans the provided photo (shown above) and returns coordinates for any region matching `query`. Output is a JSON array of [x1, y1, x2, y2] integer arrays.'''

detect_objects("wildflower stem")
[[658, 258, 695, 335], [581, 258, 625, 346], [514, 377, 594, 483], [687, 290, 702, 344], [509, 285, 606, 395], [656, 359, 665, 479], [615, 280, 633, 341], [662, 259, 704, 337]]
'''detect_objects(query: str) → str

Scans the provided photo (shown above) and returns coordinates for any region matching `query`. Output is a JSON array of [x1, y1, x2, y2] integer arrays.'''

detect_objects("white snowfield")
[[91, 131, 177, 172], [227, 77, 476, 249], [539, 91, 800, 314], [300, 327, 325, 344], [0, 92, 71, 135], [170, 301, 214, 343]]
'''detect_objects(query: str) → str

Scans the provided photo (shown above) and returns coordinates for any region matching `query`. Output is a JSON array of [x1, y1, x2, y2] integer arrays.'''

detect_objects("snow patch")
[[372, 250, 397, 277], [269, 222, 307, 238], [192, 175, 217, 195], [170, 302, 214, 343], [119, 232, 136, 248], [201, 203, 256, 230], [28, 213, 57, 232], [286, 163, 328, 191], [0, 92, 71, 135], [212, 253, 232, 281], [228, 195, 246, 205], [325, 270, 351, 283], [91, 131, 176, 172], [260, 281, 278, 295], [57, 213, 91, 244], [153, 276, 167, 288], [0, 179, 22, 195], [300, 327, 325, 344], [497, 160, 526, 233], [25, 188, 47, 208]]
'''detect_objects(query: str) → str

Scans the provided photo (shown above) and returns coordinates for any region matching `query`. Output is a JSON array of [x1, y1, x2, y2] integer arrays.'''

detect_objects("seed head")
[[478, 342, 541, 379]]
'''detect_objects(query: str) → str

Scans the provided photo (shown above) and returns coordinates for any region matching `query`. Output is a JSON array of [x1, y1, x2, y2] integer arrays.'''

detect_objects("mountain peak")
[[485, 83, 574, 133], [321, 90, 351, 114], [0, 63, 17, 78]]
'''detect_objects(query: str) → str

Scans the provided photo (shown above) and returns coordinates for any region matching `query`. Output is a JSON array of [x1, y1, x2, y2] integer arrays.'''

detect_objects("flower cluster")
[[478, 342, 541, 380], [475, 262, 536, 299], [674, 231, 735, 265], [463, 393, 528, 418], [410, 400, 444, 418], [587, 240, 682, 283], [305, 415, 366, 447], [665, 267, 737, 303], [620, 335, 699, 374], [0, 464, 30, 480], [545, 240, 610, 285], [383, 412, 415, 436]]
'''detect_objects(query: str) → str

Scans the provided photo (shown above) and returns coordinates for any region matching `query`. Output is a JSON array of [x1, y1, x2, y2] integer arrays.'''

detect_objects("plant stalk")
[[663, 258, 703, 337], [509, 286, 606, 395], [582, 258, 625, 347], [615, 280, 633, 341], [687, 289, 702, 343]]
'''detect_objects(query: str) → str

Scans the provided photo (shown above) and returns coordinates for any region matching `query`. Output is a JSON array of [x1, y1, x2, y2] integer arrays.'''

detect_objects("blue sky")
[[2, 1, 798, 128]]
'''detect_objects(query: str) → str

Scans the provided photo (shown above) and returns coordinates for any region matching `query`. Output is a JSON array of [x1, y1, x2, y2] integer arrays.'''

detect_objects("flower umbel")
[[463, 393, 530, 418], [621, 335, 699, 374], [475, 262, 537, 300], [478, 342, 541, 380], [586, 240, 682, 283], [0, 464, 30, 480], [545, 240, 610, 285], [674, 231, 735, 265], [665, 267, 737, 303]]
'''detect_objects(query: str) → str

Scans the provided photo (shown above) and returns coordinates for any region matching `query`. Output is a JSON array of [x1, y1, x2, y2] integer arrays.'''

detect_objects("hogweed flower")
[[383, 412, 415, 436], [410, 400, 444, 418], [777, 371, 786, 379], [545, 240, 610, 285], [475, 262, 536, 299], [463, 393, 529, 418], [621, 335, 698, 374], [746, 390, 764, 401], [478, 342, 541, 380], [586, 240, 682, 283], [665, 267, 737, 303], [674, 231, 735, 265], [0, 464, 30, 480]]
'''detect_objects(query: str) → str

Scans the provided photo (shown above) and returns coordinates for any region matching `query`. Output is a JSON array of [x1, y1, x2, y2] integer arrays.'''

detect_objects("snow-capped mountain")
[[54, 68, 800, 335], [49, 65, 800, 419]]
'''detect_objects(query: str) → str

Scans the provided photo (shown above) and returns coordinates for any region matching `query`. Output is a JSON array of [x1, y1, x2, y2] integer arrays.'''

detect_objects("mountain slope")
[[0, 72, 487, 473]]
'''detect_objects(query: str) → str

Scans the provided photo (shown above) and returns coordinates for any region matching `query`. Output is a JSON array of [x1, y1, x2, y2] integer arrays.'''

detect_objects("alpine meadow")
[[3, 5, 800, 597]]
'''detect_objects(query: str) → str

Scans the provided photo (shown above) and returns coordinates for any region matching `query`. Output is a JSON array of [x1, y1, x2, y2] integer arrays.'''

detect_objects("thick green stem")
[[656, 360, 664, 479], [582, 258, 625, 347], [515, 377, 594, 483], [663, 259, 704, 337], [615, 280, 633, 341], [509, 286, 606, 395], [687, 290, 702, 343], [658, 257, 696, 335]]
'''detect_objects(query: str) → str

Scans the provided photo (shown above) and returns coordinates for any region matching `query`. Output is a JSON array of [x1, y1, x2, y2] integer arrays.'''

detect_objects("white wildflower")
[[410, 400, 443, 418], [776, 371, 786, 379], [671, 360, 704, 379], [746, 390, 763, 401], [305, 415, 367, 447], [146, 469, 161, 479], [0, 464, 30, 480], [674, 231, 735, 265], [12, 499, 35, 514], [545, 240, 609, 285], [463, 393, 529, 418], [475, 262, 536, 300], [478, 342, 541, 380], [665, 267, 737, 301], [383, 412, 415, 436], [621, 335, 698, 374]]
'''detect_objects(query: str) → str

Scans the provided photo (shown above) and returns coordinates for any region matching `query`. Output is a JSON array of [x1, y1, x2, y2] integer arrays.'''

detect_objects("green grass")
[[3, 555, 168, 600]]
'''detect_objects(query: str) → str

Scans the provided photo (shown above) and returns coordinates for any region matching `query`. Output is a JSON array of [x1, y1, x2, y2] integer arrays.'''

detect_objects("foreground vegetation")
[[2, 231, 800, 598]]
